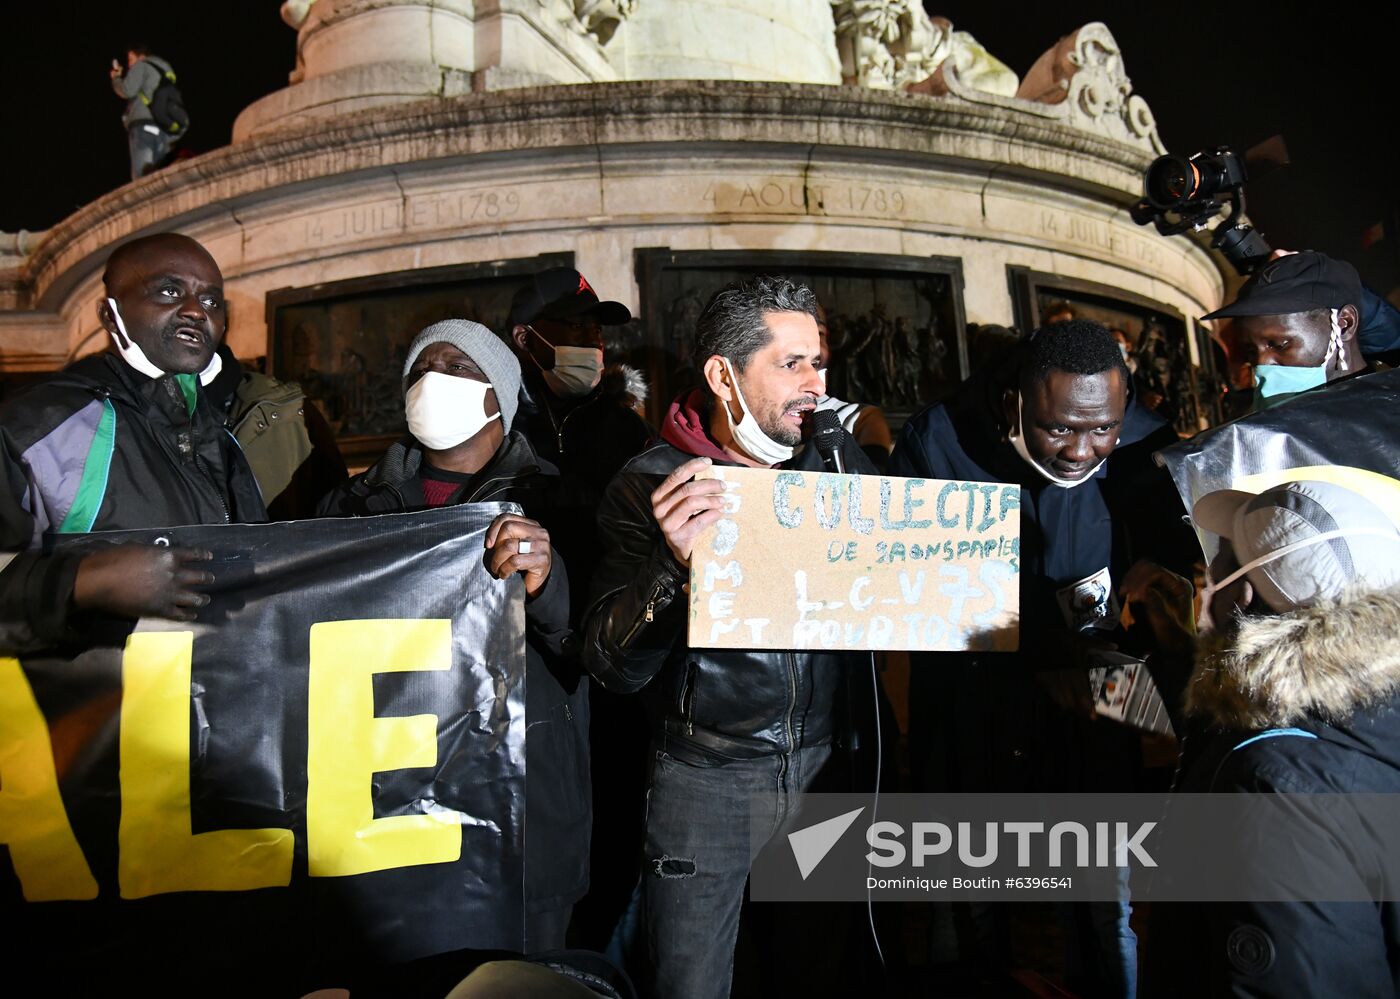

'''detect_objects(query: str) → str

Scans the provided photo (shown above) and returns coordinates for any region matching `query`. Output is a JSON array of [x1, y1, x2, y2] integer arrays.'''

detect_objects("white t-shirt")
[[815, 394, 864, 434]]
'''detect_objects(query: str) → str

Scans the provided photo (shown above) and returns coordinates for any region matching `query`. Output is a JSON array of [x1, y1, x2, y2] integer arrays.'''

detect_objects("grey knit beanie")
[[402, 320, 521, 433]]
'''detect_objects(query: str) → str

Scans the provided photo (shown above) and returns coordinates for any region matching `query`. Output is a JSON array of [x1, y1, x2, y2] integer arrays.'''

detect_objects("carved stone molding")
[[1014, 22, 1164, 154], [559, 0, 638, 45], [19, 80, 1203, 305]]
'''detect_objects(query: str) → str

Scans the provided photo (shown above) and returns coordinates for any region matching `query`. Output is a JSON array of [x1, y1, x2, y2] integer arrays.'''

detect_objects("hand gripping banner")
[[0, 505, 526, 990]]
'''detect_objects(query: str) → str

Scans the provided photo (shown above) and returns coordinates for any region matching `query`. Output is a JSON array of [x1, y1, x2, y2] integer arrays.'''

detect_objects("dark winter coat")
[[888, 367, 1194, 793], [1145, 587, 1400, 998], [515, 364, 652, 501], [579, 391, 876, 766], [1360, 286, 1400, 361], [0, 353, 267, 654], [514, 364, 653, 624], [317, 431, 589, 915], [205, 345, 347, 521]]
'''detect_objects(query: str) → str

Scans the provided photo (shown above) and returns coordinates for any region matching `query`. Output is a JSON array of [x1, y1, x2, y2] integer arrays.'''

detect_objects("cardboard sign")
[[688, 466, 1021, 652]]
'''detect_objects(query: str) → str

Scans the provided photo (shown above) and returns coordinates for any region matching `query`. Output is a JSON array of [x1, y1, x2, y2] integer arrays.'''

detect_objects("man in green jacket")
[[0, 232, 266, 654]]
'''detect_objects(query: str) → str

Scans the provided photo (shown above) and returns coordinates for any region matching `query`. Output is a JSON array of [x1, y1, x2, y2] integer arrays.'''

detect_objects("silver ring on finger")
[[518, 539, 533, 555]]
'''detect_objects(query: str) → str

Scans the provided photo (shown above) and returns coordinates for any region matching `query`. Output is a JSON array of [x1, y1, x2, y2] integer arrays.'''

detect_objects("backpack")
[[145, 62, 189, 136]]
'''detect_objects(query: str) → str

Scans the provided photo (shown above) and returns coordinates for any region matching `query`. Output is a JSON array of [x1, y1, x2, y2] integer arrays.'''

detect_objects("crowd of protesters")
[[3, 228, 1400, 999]]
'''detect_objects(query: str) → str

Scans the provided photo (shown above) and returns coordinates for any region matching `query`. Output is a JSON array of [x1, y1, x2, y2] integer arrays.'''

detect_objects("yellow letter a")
[[0, 658, 98, 900]]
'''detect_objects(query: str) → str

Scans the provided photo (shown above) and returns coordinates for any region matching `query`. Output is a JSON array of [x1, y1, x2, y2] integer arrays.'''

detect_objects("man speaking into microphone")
[[811, 407, 848, 473], [580, 276, 874, 999]]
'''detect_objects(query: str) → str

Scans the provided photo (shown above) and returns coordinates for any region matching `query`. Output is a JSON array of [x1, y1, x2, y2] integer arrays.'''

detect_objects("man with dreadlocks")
[[1203, 251, 1367, 411]]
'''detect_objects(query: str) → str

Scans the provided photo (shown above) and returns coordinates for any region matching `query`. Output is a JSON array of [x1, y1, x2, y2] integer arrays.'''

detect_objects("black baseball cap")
[[1201, 251, 1362, 321], [507, 267, 632, 328]]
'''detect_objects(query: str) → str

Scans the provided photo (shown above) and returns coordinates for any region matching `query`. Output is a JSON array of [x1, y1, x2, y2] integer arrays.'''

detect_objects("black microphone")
[[811, 409, 846, 474]]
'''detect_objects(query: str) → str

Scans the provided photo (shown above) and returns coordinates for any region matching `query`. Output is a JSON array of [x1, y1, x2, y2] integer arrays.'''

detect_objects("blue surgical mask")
[[1251, 308, 1346, 411], [1252, 362, 1328, 409]]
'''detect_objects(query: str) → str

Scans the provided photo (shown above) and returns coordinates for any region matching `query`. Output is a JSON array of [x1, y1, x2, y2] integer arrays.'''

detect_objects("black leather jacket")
[[581, 436, 874, 766]]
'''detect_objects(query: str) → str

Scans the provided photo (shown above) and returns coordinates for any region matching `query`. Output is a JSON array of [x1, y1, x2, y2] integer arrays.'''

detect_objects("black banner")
[[1157, 368, 1400, 556], [1, 505, 526, 991]]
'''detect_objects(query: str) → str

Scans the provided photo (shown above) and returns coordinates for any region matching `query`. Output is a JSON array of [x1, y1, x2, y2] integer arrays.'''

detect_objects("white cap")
[[1193, 480, 1400, 612]]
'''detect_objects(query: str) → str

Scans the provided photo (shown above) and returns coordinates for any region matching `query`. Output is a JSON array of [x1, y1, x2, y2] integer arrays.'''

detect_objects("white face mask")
[[721, 357, 797, 466], [1006, 392, 1111, 489], [404, 371, 499, 451], [528, 328, 603, 398], [1205, 526, 1398, 616], [106, 297, 222, 384]]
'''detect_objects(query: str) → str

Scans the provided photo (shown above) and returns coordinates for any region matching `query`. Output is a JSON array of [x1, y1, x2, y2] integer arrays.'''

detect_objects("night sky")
[[4, 3, 1396, 290]]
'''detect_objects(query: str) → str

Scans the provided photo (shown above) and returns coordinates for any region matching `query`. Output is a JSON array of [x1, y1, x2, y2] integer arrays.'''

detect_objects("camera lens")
[[1144, 155, 1198, 210]]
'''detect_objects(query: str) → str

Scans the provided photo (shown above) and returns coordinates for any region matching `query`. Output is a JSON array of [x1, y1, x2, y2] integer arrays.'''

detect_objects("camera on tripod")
[[1130, 147, 1273, 275]]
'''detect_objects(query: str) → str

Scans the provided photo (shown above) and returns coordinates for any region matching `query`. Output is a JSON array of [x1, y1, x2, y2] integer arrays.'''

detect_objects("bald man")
[[0, 233, 265, 653]]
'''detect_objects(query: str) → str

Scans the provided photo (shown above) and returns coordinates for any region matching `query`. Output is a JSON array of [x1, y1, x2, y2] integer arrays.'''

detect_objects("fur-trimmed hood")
[[599, 363, 647, 409], [1186, 586, 1400, 729], [520, 361, 647, 410]]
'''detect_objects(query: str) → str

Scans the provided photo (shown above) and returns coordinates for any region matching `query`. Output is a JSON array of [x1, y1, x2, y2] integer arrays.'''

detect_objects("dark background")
[[2, 3, 1396, 292]]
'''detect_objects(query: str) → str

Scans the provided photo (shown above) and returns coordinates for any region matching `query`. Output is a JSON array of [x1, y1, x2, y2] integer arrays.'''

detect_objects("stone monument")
[[831, 2, 1017, 96], [0, 4, 1227, 438]]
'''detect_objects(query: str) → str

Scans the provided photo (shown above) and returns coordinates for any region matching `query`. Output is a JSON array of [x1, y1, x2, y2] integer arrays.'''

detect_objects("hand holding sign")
[[485, 513, 552, 598], [651, 456, 727, 567]]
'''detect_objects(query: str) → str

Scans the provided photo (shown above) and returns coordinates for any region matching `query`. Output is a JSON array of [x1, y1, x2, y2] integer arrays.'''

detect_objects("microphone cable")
[[812, 409, 885, 969], [866, 649, 886, 971]]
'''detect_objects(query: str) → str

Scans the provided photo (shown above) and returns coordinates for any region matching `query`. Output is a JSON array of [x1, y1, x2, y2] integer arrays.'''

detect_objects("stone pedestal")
[[1, 13, 1228, 433], [617, 0, 840, 83], [235, 0, 845, 139], [238, 0, 840, 139], [2, 81, 1221, 375], [237, 0, 626, 140]]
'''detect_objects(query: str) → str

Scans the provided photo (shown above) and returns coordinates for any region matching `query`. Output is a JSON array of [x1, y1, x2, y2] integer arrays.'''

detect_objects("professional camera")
[[1130, 147, 1273, 275]]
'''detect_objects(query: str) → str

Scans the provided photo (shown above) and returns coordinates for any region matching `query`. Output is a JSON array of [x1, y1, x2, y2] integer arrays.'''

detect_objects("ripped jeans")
[[639, 743, 831, 999]]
